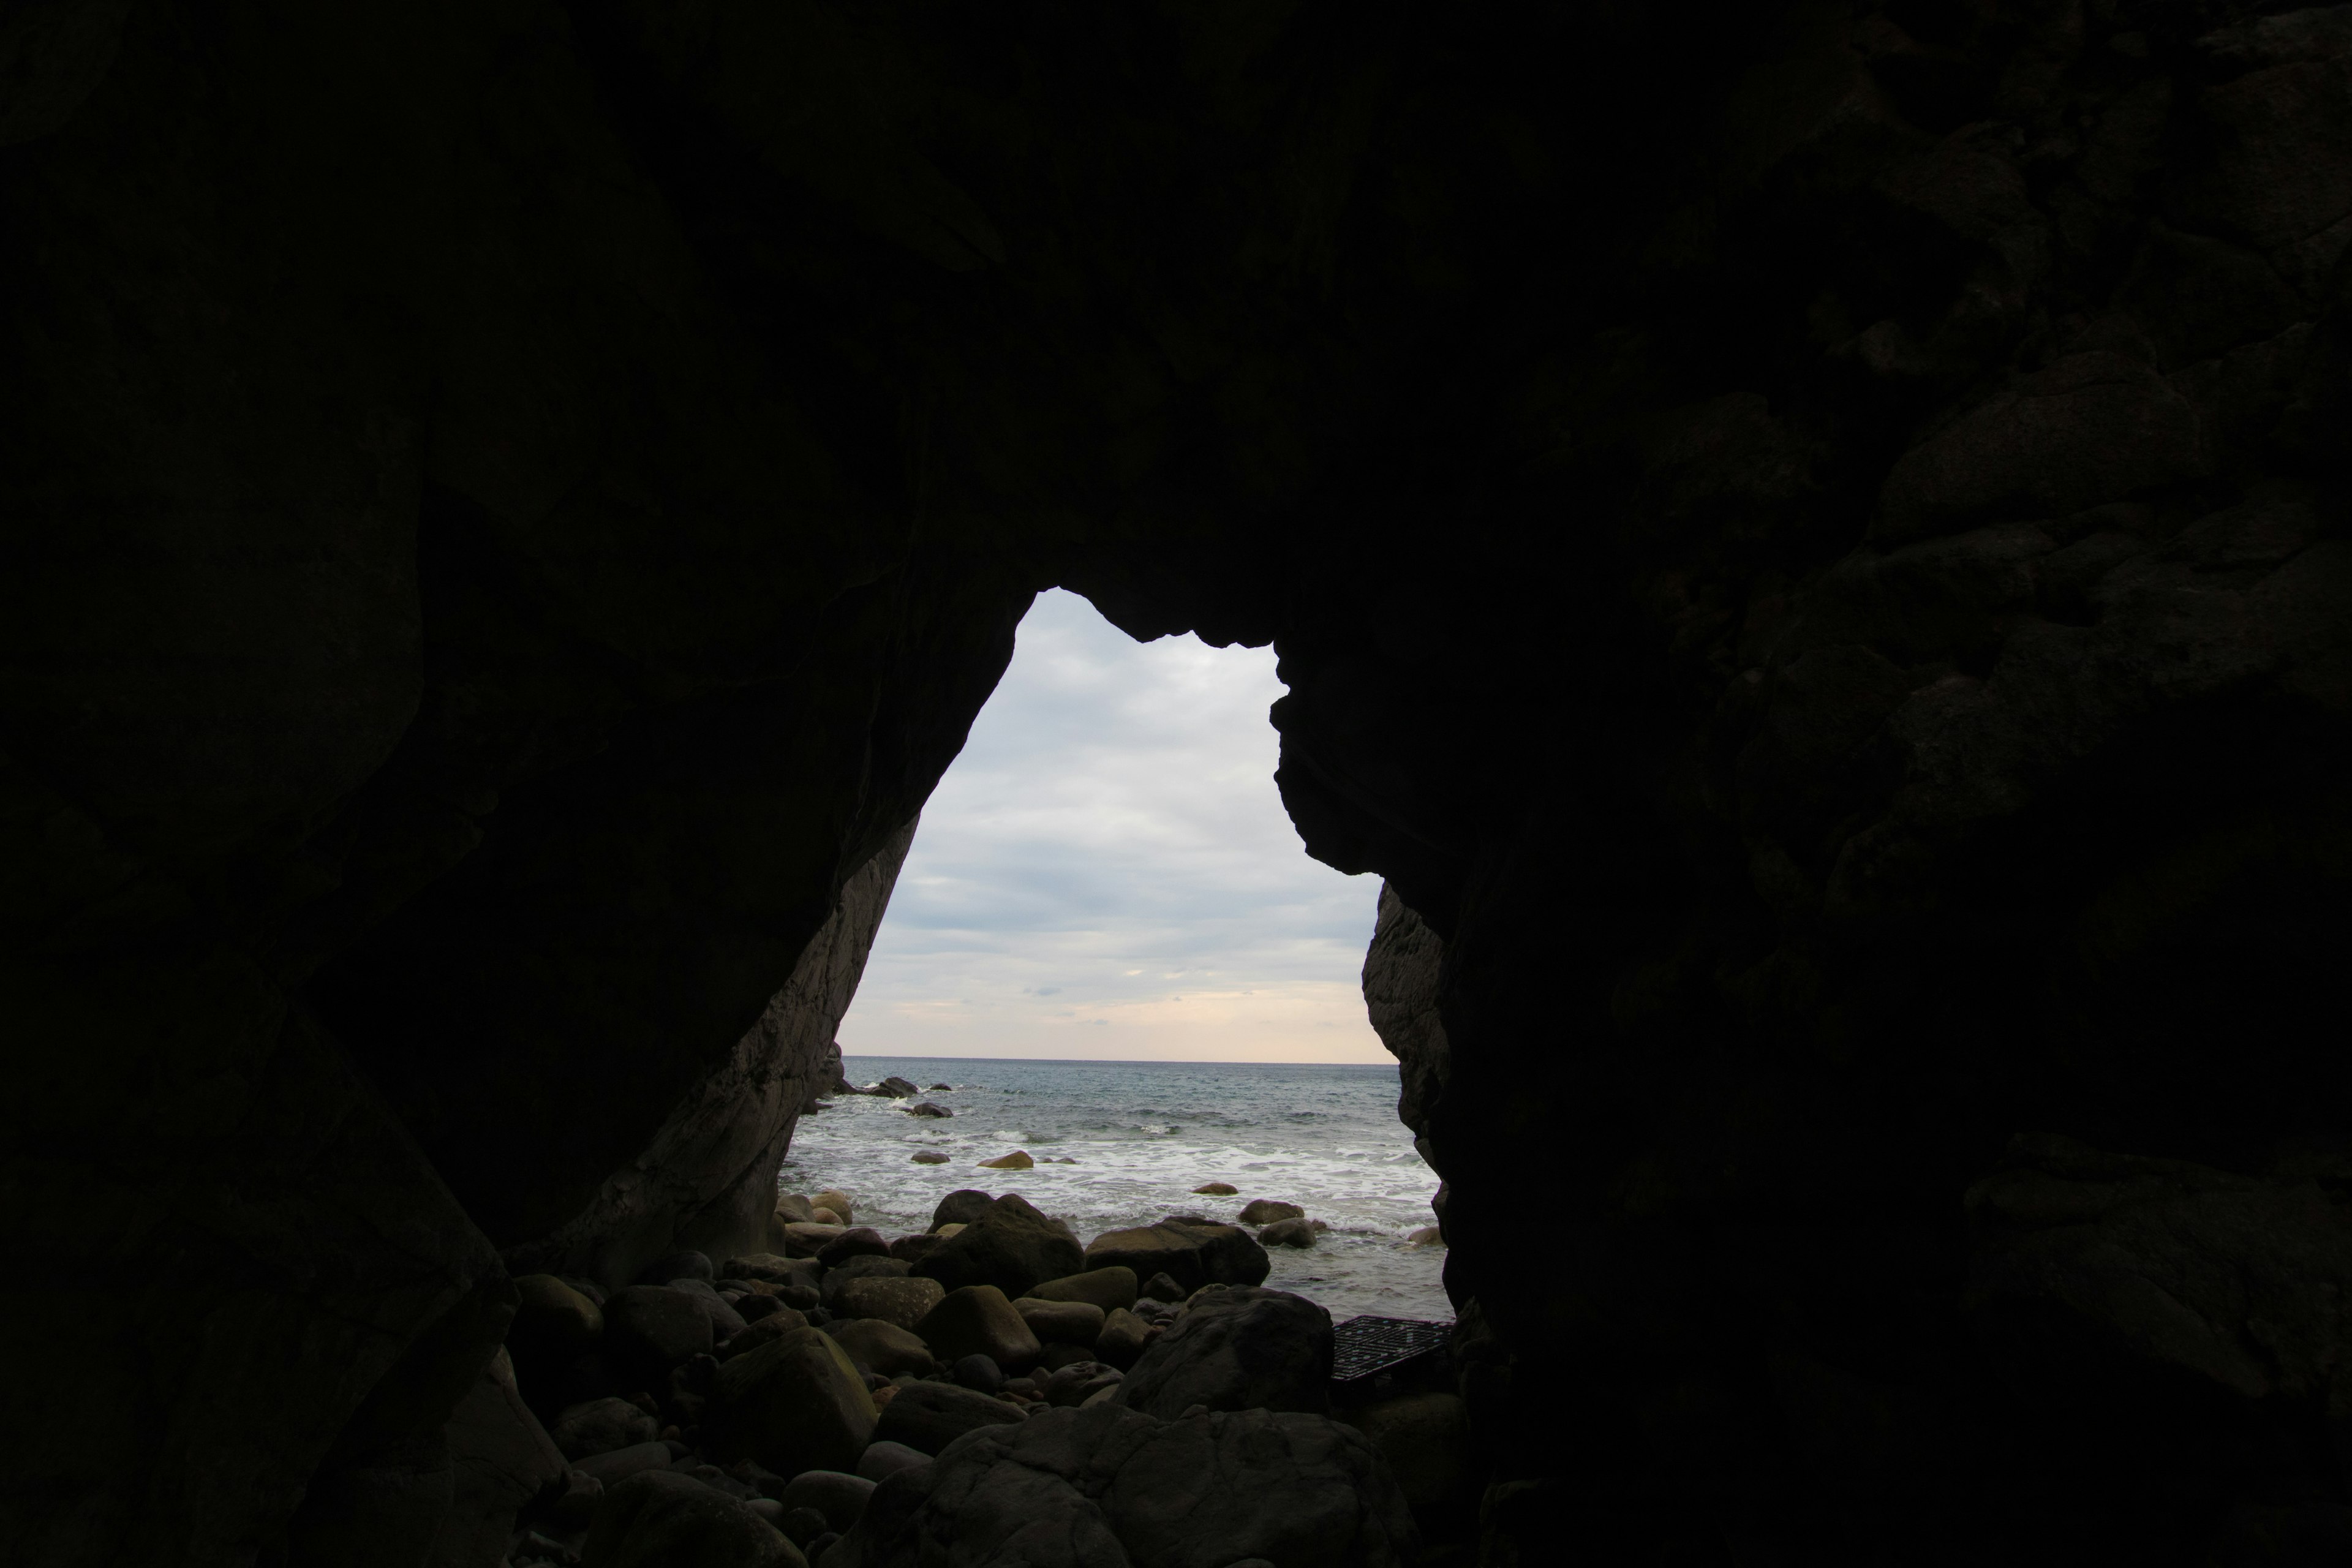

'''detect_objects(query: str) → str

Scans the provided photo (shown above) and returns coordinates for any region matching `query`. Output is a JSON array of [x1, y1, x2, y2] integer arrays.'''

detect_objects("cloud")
[[839, 589, 1388, 1063]]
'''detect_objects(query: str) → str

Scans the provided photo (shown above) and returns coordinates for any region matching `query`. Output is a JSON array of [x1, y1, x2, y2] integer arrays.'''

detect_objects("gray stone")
[[1024, 1267, 1137, 1313], [1257, 1218, 1317, 1249], [914, 1285, 1041, 1371], [551, 1397, 662, 1461], [576, 1442, 676, 1488], [510, 1275, 604, 1376], [1114, 1288, 1332, 1419], [827, 1318, 937, 1379], [949, 1353, 1002, 1393], [431, 1348, 567, 1568], [929, 1190, 995, 1231], [817, 1227, 892, 1267], [911, 1152, 949, 1165], [603, 1286, 717, 1389], [1236, 1200, 1303, 1225], [777, 1469, 876, 1532], [702, 1325, 878, 1480], [1137, 1273, 1186, 1306], [869, 1379, 1027, 1456], [1084, 1220, 1270, 1298], [648, 1250, 715, 1284], [718, 1307, 811, 1362], [1351, 1393, 1472, 1524], [1093, 1310, 1150, 1371], [913, 1193, 1084, 1298], [820, 1255, 912, 1311], [581, 1469, 804, 1568], [855, 1441, 932, 1485], [1014, 1298, 1106, 1345], [830, 1275, 943, 1331]]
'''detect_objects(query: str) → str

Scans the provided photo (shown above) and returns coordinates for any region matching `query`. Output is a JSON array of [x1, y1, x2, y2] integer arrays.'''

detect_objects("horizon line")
[[837, 1052, 1396, 1068]]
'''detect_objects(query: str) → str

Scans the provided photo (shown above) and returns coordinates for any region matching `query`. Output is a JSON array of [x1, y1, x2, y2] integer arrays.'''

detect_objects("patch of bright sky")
[[837, 588, 1389, 1064]]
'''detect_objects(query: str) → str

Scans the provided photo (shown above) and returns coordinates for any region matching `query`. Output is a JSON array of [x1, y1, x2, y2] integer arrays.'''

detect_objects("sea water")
[[781, 1057, 1450, 1323]]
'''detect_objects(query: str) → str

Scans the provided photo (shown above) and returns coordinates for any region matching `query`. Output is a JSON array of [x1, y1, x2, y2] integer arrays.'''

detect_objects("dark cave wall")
[[2, 1, 2351, 1564]]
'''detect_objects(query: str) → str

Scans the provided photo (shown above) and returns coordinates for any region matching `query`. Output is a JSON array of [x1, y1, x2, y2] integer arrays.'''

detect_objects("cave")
[[5, 2, 2351, 1564]]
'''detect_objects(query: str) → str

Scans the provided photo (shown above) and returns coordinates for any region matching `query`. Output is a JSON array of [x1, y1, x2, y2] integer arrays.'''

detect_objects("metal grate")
[[1330, 1315, 1452, 1383]]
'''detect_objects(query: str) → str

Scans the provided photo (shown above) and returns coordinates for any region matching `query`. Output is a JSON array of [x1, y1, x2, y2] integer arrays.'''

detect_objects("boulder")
[[813, 1189, 858, 1224], [914, 1193, 1085, 1298], [810, 1208, 845, 1226], [434, 1346, 568, 1568], [1039, 1361, 1120, 1407], [908, 1102, 951, 1118], [778, 1506, 829, 1547], [929, 1191, 994, 1231], [718, 1308, 812, 1363], [827, 1319, 937, 1379], [701, 1325, 878, 1480], [910, 1151, 949, 1165], [1193, 1182, 1238, 1195], [1114, 1288, 1332, 1419], [949, 1353, 1003, 1393], [1352, 1393, 1474, 1525], [582, 1469, 804, 1568], [737, 1294, 792, 1325], [1025, 1267, 1137, 1313], [603, 1286, 717, 1389], [869, 1379, 1027, 1456], [777, 1469, 877, 1534], [823, 1404, 1417, 1568], [831, 1276, 944, 1331], [929, 1082, 954, 1091], [1404, 1226, 1444, 1248], [916, 1285, 1042, 1371], [511, 1275, 604, 1372], [978, 1150, 1035, 1169], [774, 1195, 818, 1225], [725, 1256, 823, 1292], [551, 1397, 662, 1461], [816, 1227, 892, 1266], [644, 1250, 717, 1284], [1015, 1298, 1107, 1345], [1237, 1200, 1303, 1225], [821, 1255, 913, 1311], [1259, 1218, 1317, 1249], [886, 1232, 942, 1265], [1093, 1309, 1151, 1371], [875, 1077, 920, 1099], [576, 1442, 677, 1488], [782, 1223, 847, 1257], [933, 1223, 967, 1239], [856, 1442, 930, 1485], [1085, 1220, 1270, 1297], [670, 1280, 751, 1340], [1139, 1273, 1186, 1305]]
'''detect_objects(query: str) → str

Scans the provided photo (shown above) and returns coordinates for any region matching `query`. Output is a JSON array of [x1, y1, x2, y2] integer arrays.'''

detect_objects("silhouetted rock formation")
[[4, 2, 2350, 1564]]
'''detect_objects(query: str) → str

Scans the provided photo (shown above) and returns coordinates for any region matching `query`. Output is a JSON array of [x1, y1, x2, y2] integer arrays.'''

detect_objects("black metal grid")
[[1330, 1315, 1452, 1382]]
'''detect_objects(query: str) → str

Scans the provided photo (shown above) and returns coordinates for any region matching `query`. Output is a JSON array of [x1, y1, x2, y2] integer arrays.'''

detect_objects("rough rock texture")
[[827, 1403, 1417, 1568], [507, 823, 912, 1288], [1084, 1221, 1270, 1298], [1113, 1289, 1332, 1420], [430, 1349, 567, 1568], [869, 1380, 1028, 1458], [913, 1194, 1085, 1298], [702, 1326, 876, 1480], [582, 1469, 802, 1568], [6, 4, 2352, 1564]]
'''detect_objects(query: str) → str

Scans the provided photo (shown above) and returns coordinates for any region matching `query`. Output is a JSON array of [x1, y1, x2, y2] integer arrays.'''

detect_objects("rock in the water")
[[1259, 1218, 1318, 1249], [1025, 1267, 1137, 1313], [831, 1275, 944, 1331], [907, 1102, 951, 1118], [1237, 1200, 1303, 1225], [824, 1404, 1416, 1568], [643, 1249, 717, 1284], [1352, 1393, 1473, 1525], [827, 1318, 938, 1379], [928, 1082, 953, 1091], [1193, 1182, 1238, 1195], [1093, 1308, 1152, 1371], [552, 1397, 662, 1461], [1015, 1298, 1107, 1345], [869, 1379, 1028, 1456], [512, 1274, 604, 1372], [1115, 1287, 1332, 1419], [978, 1150, 1034, 1169], [910, 1151, 949, 1165], [1085, 1219, 1270, 1297], [583, 1469, 804, 1568], [817, 1227, 892, 1267], [913, 1193, 1085, 1298], [719, 1309, 812, 1362], [856, 1441, 931, 1485], [929, 1191, 994, 1231], [1404, 1226, 1443, 1248], [814, 1189, 858, 1223], [603, 1286, 718, 1389], [810, 1207, 845, 1226], [873, 1077, 920, 1099], [777, 1469, 877, 1534], [1139, 1273, 1186, 1305], [915, 1284, 1042, 1371], [949, 1352, 1003, 1393], [702, 1325, 878, 1480]]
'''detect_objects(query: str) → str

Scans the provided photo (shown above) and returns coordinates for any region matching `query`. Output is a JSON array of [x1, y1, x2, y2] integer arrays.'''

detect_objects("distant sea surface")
[[783, 1057, 1450, 1324]]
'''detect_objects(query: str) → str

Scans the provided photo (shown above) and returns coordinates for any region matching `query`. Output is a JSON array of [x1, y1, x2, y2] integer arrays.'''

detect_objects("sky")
[[835, 589, 1391, 1064]]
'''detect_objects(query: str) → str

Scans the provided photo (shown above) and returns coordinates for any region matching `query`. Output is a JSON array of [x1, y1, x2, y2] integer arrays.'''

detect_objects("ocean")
[[781, 1057, 1451, 1324]]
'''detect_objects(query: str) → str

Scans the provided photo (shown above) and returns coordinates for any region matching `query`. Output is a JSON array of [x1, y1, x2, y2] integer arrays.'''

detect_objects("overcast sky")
[[837, 589, 1390, 1063]]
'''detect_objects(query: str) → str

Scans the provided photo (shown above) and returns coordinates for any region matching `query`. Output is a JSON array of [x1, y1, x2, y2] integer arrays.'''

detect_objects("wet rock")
[[576, 1442, 676, 1488], [1351, 1393, 1473, 1526], [830, 1276, 944, 1331], [913, 1193, 1085, 1298], [1193, 1182, 1238, 1195], [1085, 1219, 1270, 1297], [777, 1469, 876, 1534], [1115, 1288, 1332, 1419], [869, 1379, 1028, 1456], [1015, 1298, 1106, 1346], [816, 1227, 892, 1267], [1138, 1273, 1186, 1305], [885, 1232, 941, 1265], [814, 1189, 858, 1224], [827, 1319, 937, 1379], [978, 1150, 1034, 1169], [582, 1469, 802, 1568], [915, 1284, 1042, 1371], [907, 1102, 951, 1118], [949, 1353, 1003, 1393], [552, 1397, 663, 1461], [855, 1442, 931, 1484], [701, 1325, 878, 1480], [603, 1286, 717, 1388], [928, 1083, 954, 1091], [1237, 1200, 1303, 1225], [910, 1151, 949, 1165], [1404, 1226, 1443, 1248], [1093, 1309, 1151, 1371], [1258, 1218, 1317, 1249], [824, 1404, 1416, 1568], [929, 1191, 995, 1231], [873, 1077, 920, 1099], [1025, 1267, 1137, 1313]]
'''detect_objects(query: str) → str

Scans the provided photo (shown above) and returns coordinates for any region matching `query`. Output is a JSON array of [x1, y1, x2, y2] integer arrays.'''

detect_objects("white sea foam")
[[782, 1057, 1450, 1321]]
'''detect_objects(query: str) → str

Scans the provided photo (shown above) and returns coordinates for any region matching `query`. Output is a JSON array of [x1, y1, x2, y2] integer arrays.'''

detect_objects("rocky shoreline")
[[489, 1174, 1463, 1568]]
